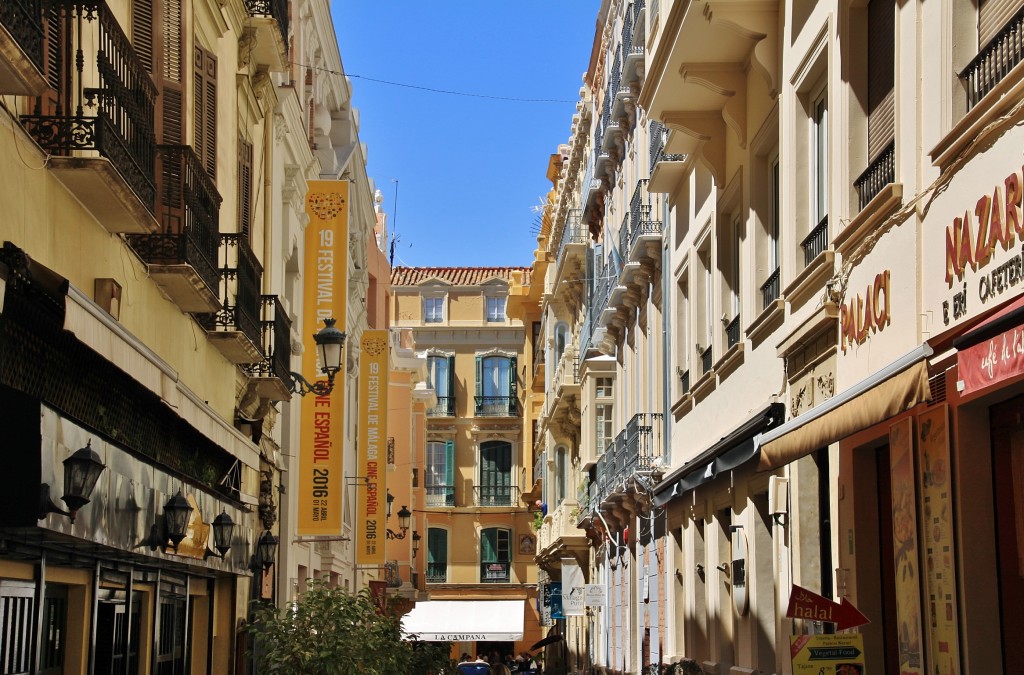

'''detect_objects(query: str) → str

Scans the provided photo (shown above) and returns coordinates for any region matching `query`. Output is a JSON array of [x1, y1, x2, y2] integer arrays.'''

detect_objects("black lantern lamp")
[[163, 489, 192, 551], [412, 530, 422, 558], [386, 503, 412, 540], [255, 530, 278, 571], [39, 440, 107, 523], [289, 318, 347, 397], [212, 510, 234, 558], [386, 490, 395, 519]]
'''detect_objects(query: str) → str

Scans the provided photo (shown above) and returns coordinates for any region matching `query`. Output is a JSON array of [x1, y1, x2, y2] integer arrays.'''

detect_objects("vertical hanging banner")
[[298, 181, 349, 535], [890, 416, 924, 675], [357, 329, 389, 564], [562, 558, 585, 616]]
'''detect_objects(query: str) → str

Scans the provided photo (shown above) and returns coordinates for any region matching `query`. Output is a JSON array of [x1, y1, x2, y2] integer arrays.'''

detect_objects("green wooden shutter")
[[444, 440, 454, 506], [481, 528, 496, 562], [428, 528, 447, 564]]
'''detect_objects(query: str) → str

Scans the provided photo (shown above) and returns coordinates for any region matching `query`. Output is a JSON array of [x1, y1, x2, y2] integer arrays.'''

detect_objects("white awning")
[[402, 600, 525, 642]]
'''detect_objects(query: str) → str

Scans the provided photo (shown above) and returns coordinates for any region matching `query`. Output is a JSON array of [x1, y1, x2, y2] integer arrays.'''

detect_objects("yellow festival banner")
[[298, 181, 349, 535], [357, 330, 389, 564]]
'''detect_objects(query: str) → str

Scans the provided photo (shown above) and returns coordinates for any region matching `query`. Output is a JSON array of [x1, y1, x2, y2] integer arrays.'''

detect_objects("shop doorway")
[[990, 394, 1024, 669], [40, 585, 68, 675], [94, 589, 141, 675], [474, 641, 514, 665], [156, 594, 189, 675]]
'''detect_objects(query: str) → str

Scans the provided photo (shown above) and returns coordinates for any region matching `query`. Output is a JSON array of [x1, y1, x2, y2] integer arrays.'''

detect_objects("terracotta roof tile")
[[391, 266, 532, 287]]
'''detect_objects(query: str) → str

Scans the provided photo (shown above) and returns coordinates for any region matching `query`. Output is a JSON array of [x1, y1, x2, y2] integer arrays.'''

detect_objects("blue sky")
[[331, 3, 599, 268]]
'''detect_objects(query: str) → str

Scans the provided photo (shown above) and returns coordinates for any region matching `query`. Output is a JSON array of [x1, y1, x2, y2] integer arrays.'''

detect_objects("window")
[[479, 440, 512, 506], [554, 445, 567, 506], [486, 296, 506, 322], [676, 273, 690, 393], [238, 136, 253, 241], [194, 45, 217, 180], [554, 322, 569, 365], [423, 296, 444, 323], [427, 355, 454, 416], [475, 354, 518, 416], [596, 377, 614, 456], [426, 528, 448, 583], [812, 88, 829, 228], [426, 441, 454, 506], [481, 527, 512, 583]]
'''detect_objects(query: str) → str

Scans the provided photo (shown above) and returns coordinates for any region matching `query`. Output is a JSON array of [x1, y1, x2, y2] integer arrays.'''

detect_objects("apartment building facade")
[[390, 266, 544, 658]]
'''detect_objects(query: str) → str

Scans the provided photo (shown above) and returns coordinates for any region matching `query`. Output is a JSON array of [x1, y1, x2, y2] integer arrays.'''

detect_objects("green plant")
[[532, 510, 544, 530]]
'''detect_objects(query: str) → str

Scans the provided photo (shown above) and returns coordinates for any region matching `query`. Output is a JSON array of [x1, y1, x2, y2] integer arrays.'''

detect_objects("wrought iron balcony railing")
[[679, 369, 690, 394], [474, 485, 520, 507], [425, 485, 455, 507], [701, 345, 713, 374], [961, 3, 1024, 111], [649, 120, 685, 172], [1, 0, 45, 79], [426, 562, 447, 584], [591, 412, 664, 507], [481, 561, 510, 584], [761, 267, 781, 309], [427, 395, 455, 417], [854, 141, 895, 211], [243, 295, 292, 389], [197, 233, 263, 350], [244, 0, 289, 50], [802, 216, 830, 266], [725, 315, 741, 349], [474, 395, 518, 417], [21, 0, 156, 210], [557, 209, 587, 264], [125, 144, 221, 296]]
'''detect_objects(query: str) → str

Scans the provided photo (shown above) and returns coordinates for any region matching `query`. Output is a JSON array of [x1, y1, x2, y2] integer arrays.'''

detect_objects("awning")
[[757, 343, 933, 470], [402, 600, 525, 642], [653, 403, 785, 507]]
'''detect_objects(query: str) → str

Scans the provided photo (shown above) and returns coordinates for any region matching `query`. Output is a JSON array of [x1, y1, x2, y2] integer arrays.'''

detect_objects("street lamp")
[[212, 510, 235, 558], [39, 440, 108, 523], [412, 530, 421, 558], [289, 318, 347, 397], [163, 489, 193, 551], [386, 504, 411, 540], [252, 530, 278, 571]]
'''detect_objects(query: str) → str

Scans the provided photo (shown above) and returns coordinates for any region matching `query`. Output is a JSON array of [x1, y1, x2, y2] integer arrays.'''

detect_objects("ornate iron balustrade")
[[854, 141, 895, 211], [802, 216, 830, 266], [557, 209, 586, 263], [591, 413, 663, 506], [648, 120, 685, 171], [244, 0, 289, 50], [481, 562, 510, 584], [244, 295, 292, 387], [609, 44, 622, 102], [679, 369, 690, 394], [21, 0, 155, 210], [725, 315, 741, 349], [618, 213, 630, 264], [534, 449, 546, 485], [474, 485, 520, 507], [474, 395, 518, 417], [427, 395, 455, 417], [126, 145, 221, 293], [197, 233, 262, 347], [426, 562, 447, 584], [425, 485, 455, 507], [961, 4, 1024, 111], [701, 345, 713, 374], [760, 267, 781, 309], [1, 0, 44, 74]]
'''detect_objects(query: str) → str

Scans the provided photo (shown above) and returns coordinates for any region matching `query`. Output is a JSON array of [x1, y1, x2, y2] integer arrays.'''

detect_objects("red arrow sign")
[[786, 584, 869, 630]]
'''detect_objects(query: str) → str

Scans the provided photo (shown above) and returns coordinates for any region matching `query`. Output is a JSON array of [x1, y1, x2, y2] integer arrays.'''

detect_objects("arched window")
[[480, 527, 511, 583], [475, 353, 517, 416]]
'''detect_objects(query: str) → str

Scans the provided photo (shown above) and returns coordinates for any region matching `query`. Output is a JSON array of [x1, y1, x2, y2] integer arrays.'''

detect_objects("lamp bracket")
[[288, 371, 337, 397], [38, 484, 71, 521], [385, 528, 408, 540]]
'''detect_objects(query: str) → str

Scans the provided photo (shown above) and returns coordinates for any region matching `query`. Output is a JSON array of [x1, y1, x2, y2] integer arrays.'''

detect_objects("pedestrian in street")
[[491, 664, 512, 675]]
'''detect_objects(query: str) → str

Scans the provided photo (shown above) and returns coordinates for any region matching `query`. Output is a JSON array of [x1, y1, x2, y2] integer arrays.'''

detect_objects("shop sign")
[[357, 330, 389, 565], [940, 169, 1024, 327], [584, 584, 606, 607], [790, 634, 865, 675], [549, 581, 564, 620], [785, 584, 869, 630], [957, 322, 1024, 394], [840, 270, 891, 352], [299, 181, 349, 535]]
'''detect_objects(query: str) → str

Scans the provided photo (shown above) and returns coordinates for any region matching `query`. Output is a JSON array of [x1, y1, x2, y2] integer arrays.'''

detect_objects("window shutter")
[[238, 136, 253, 241], [475, 355, 483, 400], [508, 356, 518, 404], [447, 356, 455, 404], [194, 45, 217, 180], [428, 529, 447, 565], [980, 0, 1024, 48], [481, 529, 496, 563], [867, 0, 895, 161], [133, 0, 182, 145], [444, 440, 455, 505]]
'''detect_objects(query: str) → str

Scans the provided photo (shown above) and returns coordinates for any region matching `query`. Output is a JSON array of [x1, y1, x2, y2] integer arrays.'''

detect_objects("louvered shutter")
[[508, 356, 518, 412], [427, 529, 447, 565], [475, 355, 483, 406], [445, 440, 455, 505], [133, 0, 182, 144], [867, 0, 895, 161], [194, 46, 217, 180], [980, 0, 1024, 48], [238, 136, 253, 241]]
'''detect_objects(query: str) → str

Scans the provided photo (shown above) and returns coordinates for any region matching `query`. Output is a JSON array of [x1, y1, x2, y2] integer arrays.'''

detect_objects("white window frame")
[[485, 295, 506, 322], [423, 295, 445, 323]]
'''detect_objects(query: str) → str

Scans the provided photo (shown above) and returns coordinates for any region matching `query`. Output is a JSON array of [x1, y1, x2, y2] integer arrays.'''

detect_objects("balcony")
[[760, 267, 781, 309], [0, 0, 47, 94], [854, 141, 895, 211], [590, 413, 664, 511], [621, 1, 646, 90], [426, 562, 447, 584], [242, 295, 293, 401], [537, 500, 589, 560], [648, 120, 687, 192], [553, 209, 587, 293], [20, 0, 157, 234], [961, 4, 1024, 112], [802, 216, 830, 267], [425, 485, 455, 507], [427, 395, 455, 417], [241, 0, 289, 72], [473, 485, 520, 507], [481, 561, 510, 584], [474, 395, 518, 417], [126, 145, 221, 312], [725, 315, 741, 349], [197, 234, 264, 364]]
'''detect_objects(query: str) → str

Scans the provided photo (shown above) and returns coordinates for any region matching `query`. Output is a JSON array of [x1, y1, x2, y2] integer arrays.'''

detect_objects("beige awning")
[[757, 346, 933, 470]]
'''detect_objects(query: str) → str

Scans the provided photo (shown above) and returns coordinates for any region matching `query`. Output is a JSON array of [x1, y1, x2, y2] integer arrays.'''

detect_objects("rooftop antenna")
[[389, 178, 399, 267]]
